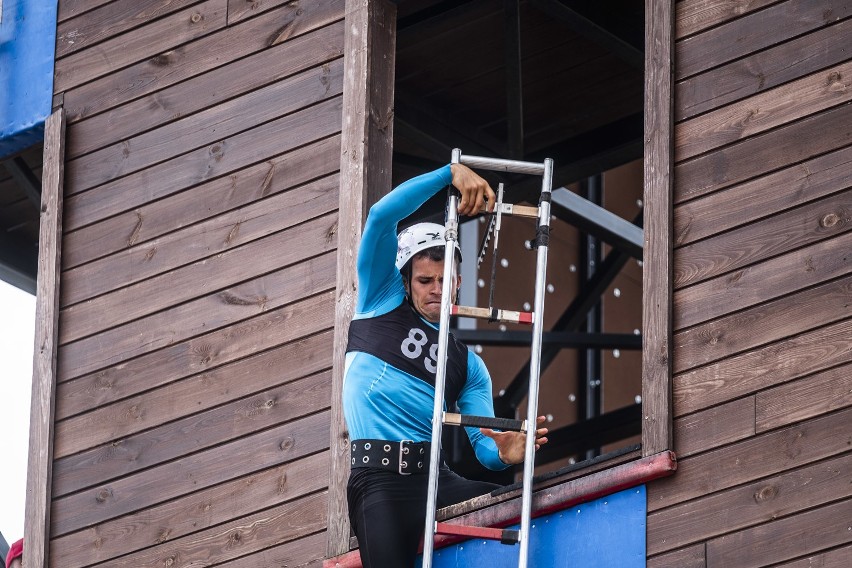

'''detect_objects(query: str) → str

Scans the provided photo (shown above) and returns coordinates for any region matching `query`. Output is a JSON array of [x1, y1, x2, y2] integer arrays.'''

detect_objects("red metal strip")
[[324, 450, 677, 568]]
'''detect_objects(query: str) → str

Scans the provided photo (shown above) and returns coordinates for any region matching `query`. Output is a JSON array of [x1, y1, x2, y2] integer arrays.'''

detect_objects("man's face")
[[404, 255, 460, 323], [10, 558, 22, 568]]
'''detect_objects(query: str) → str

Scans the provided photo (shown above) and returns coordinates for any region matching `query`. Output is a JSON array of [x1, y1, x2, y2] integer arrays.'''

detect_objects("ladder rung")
[[435, 522, 520, 545], [479, 203, 539, 219], [444, 412, 526, 432], [452, 305, 534, 325]]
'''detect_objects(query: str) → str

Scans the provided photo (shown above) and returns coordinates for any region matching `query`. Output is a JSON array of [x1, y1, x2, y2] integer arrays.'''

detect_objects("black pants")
[[347, 465, 499, 568]]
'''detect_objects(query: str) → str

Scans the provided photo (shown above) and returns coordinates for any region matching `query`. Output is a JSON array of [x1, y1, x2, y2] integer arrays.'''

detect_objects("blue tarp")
[[0, 0, 58, 159], [420, 485, 647, 568]]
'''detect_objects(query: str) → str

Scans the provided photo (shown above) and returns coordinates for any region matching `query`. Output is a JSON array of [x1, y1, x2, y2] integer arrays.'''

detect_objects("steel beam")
[[3, 156, 41, 207], [552, 187, 643, 258], [530, 0, 643, 69], [454, 329, 641, 349], [494, 211, 641, 416]]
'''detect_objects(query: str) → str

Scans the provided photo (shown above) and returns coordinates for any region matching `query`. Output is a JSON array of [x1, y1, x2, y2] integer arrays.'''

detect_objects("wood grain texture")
[[81, 490, 329, 568], [675, 189, 852, 288], [51, 410, 331, 536], [674, 101, 852, 204], [60, 0, 343, 122], [675, 0, 851, 80], [54, 354, 333, 495], [675, 0, 780, 39], [673, 396, 754, 458], [674, 230, 852, 330], [647, 543, 706, 568], [327, 0, 397, 556], [676, 16, 852, 121], [55, 0, 228, 93], [56, 319, 332, 422], [771, 545, 852, 568], [24, 109, 65, 568], [647, 406, 852, 511], [674, 276, 852, 373], [674, 144, 852, 247], [65, 59, 343, 193], [62, 173, 339, 309], [55, 369, 330, 488], [674, 319, 852, 416], [756, 362, 852, 432], [51, 451, 329, 565], [60, 227, 336, 364], [56, 0, 202, 59], [63, 96, 342, 232], [58, 0, 116, 23], [676, 61, 852, 161], [642, 0, 675, 457], [62, 135, 340, 271], [706, 498, 852, 567], [215, 531, 328, 568], [648, 452, 852, 555], [59, 243, 337, 378], [228, 0, 296, 24], [65, 20, 344, 159]]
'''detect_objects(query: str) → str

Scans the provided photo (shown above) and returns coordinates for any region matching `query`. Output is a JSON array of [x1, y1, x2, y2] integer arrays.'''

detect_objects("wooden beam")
[[328, 0, 397, 558], [642, 0, 673, 456], [24, 108, 65, 568]]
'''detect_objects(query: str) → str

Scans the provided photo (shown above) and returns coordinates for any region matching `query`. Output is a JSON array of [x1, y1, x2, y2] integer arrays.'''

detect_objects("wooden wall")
[[50, 1, 344, 566], [648, 1, 852, 566]]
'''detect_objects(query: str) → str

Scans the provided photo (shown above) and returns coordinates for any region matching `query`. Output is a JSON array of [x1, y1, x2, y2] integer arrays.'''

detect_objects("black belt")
[[351, 439, 430, 475]]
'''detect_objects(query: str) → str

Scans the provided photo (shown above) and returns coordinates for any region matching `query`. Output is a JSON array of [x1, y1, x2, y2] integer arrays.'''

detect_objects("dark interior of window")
[[391, 0, 646, 484]]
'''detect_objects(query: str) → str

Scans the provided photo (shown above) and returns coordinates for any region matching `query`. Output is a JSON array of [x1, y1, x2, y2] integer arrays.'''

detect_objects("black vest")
[[347, 302, 469, 407]]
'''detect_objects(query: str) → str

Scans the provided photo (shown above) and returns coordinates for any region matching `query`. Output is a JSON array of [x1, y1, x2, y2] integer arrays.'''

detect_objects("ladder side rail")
[[457, 152, 545, 176], [422, 156, 463, 568], [518, 157, 554, 568]]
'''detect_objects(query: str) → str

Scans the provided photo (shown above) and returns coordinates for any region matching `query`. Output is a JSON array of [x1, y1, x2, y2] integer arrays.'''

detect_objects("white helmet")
[[395, 222, 461, 270]]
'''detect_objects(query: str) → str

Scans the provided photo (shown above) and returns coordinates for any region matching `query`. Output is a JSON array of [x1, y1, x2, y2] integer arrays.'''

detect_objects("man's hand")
[[450, 163, 496, 216], [480, 415, 549, 465]]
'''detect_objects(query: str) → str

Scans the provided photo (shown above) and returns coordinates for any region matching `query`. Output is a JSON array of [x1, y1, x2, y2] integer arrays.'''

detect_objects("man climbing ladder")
[[343, 160, 548, 568]]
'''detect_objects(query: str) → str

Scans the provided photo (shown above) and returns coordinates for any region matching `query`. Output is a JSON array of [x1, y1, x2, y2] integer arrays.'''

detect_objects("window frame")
[[327, 0, 673, 557]]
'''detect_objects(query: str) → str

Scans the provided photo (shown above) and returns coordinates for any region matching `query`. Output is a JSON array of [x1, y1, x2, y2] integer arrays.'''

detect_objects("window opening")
[[393, 0, 647, 483]]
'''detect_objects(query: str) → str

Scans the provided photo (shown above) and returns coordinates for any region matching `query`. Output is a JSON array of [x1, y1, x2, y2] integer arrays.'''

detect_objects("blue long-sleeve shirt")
[[342, 165, 508, 471]]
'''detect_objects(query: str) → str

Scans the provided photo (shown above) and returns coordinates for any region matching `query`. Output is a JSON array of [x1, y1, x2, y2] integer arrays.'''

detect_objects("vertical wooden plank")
[[642, 0, 674, 456], [24, 108, 66, 568], [327, 0, 397, 557]]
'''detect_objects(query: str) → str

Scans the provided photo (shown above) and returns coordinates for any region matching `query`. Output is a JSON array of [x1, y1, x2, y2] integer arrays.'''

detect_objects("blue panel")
[[0, 0, 58, 159], [419, 486, 646, 568]]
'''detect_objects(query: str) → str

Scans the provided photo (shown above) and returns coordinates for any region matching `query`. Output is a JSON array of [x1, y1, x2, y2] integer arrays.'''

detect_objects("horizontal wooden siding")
[[50, 1, 345, 566]]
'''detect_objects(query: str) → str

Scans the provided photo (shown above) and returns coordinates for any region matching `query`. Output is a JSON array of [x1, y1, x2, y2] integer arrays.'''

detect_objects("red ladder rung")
[[435, 522, 520, 545]]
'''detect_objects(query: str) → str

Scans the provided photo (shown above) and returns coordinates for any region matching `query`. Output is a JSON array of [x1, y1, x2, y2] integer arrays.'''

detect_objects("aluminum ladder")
[[422, 148, 554, 568]]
